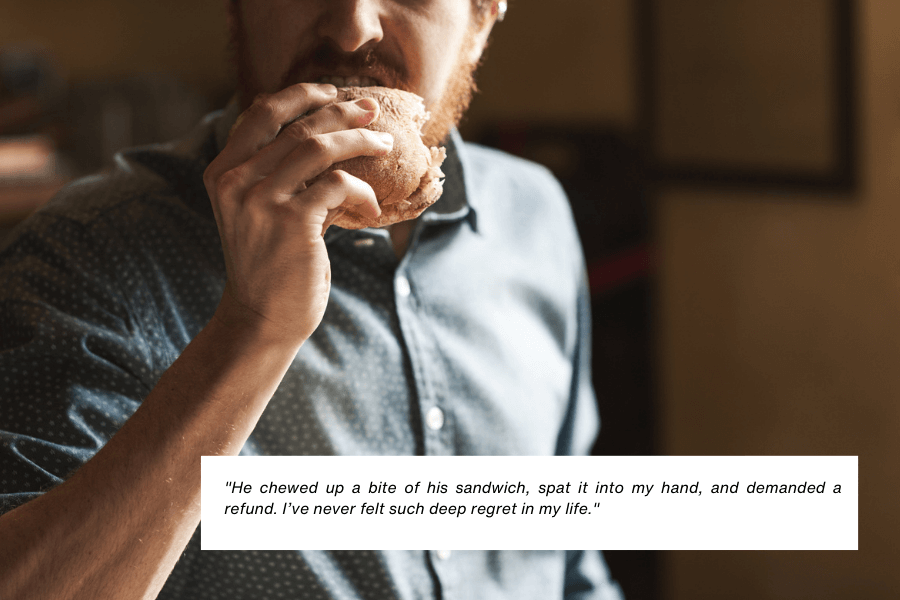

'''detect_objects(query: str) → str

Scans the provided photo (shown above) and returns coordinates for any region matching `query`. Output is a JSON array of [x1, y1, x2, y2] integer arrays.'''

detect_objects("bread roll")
[[314, 86, 446, 229]]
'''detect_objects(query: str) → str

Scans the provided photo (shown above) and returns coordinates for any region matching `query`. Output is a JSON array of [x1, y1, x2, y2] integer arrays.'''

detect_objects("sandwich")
[[314, 86, 446, 229]]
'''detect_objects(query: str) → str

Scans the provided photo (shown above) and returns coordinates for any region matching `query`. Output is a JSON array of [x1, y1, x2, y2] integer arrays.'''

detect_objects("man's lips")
[[314, 75, 381, 87], [281, 41, 407, 92]]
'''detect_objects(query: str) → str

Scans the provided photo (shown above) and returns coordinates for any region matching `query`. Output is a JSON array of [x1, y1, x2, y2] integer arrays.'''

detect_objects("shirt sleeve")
[[556, 264, 626, 600], [555, 268, 601, 458], [0, 213, 156, 515]]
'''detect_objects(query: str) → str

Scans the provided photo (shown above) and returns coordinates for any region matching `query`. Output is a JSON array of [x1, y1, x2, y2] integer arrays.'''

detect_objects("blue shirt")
[[0, 102, 623, 599]]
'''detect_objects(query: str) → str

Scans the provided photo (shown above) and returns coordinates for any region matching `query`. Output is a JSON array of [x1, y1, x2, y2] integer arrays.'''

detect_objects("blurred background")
[[1, 0, 894, 598]]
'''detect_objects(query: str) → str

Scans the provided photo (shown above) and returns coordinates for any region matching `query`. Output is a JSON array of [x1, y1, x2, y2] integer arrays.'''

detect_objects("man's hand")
[[203, 83, 393, 347]]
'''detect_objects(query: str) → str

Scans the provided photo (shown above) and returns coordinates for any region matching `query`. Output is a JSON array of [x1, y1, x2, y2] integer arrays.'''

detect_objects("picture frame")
[[640, 0, 856, 191]]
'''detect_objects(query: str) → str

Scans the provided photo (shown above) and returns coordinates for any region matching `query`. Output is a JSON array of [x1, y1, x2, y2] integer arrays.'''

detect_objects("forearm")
[[0, 300, 301, 600]]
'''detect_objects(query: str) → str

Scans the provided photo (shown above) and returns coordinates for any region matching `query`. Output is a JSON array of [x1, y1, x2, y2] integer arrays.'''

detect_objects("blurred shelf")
[[0, 178, 67, 226]]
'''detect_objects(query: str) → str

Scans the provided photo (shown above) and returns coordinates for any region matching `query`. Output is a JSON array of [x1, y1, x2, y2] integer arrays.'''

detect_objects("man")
[[0, 0, 623, 598]]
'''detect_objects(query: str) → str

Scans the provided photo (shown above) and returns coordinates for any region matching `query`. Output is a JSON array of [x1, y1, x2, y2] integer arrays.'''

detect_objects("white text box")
[[200, 456, 857, 550]]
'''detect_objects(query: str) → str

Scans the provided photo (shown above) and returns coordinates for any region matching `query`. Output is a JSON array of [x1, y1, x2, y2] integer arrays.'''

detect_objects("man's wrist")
[[209, 291, 310, 356]]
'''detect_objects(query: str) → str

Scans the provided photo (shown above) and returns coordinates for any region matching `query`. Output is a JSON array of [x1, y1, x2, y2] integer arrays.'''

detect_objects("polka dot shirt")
[[0, 104, 623, 599]]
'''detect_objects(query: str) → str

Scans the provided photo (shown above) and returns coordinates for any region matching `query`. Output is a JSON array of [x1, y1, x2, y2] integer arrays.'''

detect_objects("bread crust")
[[314, 87, 446, 229]]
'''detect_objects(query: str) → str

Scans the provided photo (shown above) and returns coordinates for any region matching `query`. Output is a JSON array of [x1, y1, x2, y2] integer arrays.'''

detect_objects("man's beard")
[[228, 9, 480, 147], [420, 51, 479, 147]]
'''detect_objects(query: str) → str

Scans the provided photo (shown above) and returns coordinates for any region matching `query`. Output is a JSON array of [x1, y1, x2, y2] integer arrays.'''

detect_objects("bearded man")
[[0, 1, 623, 598]]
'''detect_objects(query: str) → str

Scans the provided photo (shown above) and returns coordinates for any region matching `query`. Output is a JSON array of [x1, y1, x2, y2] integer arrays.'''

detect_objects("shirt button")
[[425, 406, 444, 430], [436, 550, 452, 560], [396, 275, 411, 298]]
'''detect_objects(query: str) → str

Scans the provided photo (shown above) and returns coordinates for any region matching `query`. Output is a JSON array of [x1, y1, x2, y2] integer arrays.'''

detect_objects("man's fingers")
[[321, 208, 347, 233], [205, 83, 337, 189], [231, 84, 337, 154], [229, 98, 382, 184], [257, 129, 393, 199], [293, 97, 381, 138], [303, 170, 381, 226]]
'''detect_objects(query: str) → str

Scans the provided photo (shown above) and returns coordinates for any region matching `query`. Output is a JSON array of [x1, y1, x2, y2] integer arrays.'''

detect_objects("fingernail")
[[320, 83, 337, 94], [377, 132, 393, 147], [355, 98, 378, 112]]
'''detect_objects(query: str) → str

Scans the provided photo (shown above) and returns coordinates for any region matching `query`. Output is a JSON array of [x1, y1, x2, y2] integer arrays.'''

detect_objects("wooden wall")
[[0, 0, 229, 96], [657, 0, 894, 597]]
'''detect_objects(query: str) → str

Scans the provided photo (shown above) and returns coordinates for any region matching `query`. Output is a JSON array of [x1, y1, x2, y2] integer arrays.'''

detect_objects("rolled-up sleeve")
[[0, 212, 155, 514]]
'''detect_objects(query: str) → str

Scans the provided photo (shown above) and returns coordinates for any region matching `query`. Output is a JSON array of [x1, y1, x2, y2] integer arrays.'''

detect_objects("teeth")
[[316, 76, 378, 87]]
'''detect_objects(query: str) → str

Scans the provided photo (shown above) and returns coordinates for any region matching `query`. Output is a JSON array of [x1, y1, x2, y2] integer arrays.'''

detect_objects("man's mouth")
[[315, 75, 382, 87]]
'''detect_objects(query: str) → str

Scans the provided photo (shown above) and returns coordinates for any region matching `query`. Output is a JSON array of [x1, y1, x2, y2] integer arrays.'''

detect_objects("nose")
[[317, 0, 384, 54]]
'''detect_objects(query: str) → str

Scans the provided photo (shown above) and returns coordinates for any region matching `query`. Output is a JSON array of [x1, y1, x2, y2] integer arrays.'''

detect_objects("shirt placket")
[[393, 243, 454, 457], [392, 227, 462, 600]]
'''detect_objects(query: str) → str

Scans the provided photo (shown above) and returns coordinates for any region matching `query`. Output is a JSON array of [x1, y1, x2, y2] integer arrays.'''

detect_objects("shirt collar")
[[418, 129, 479, 233], [211, 97, 479, 236]]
